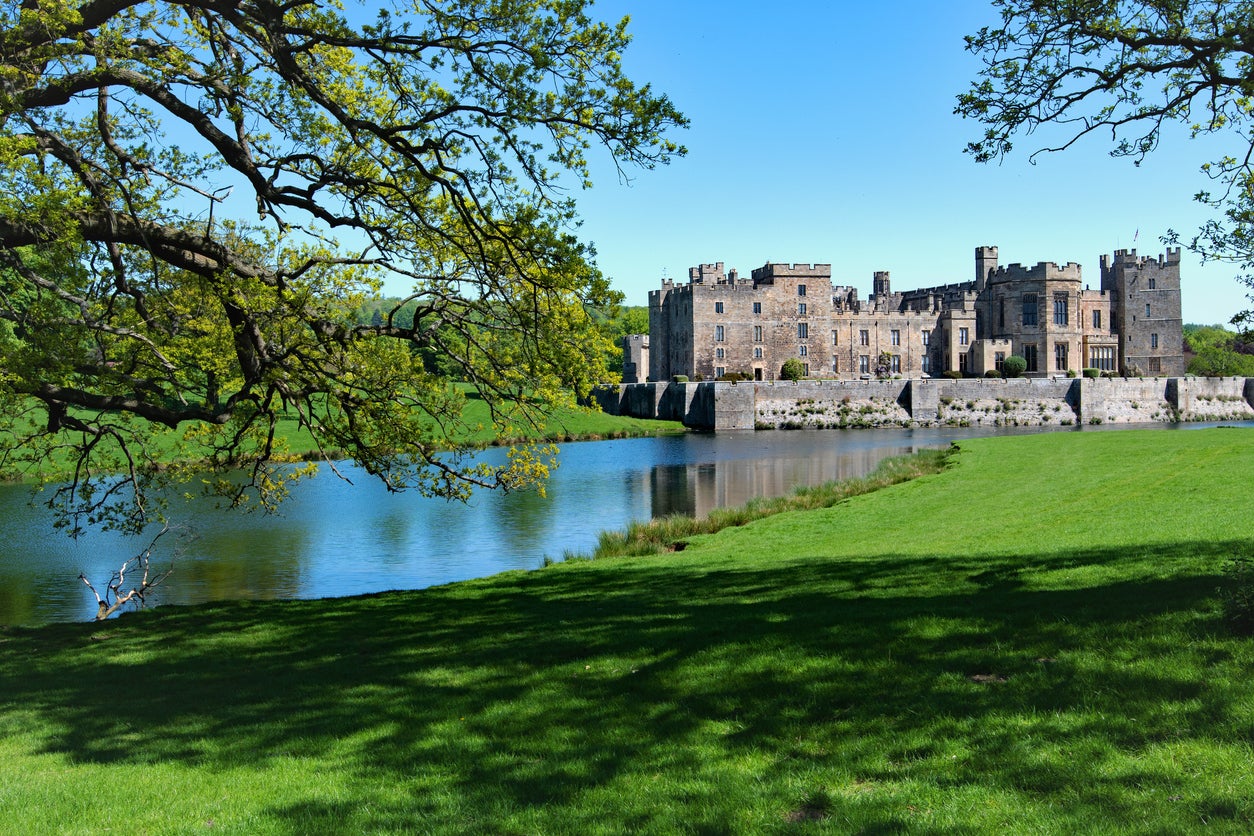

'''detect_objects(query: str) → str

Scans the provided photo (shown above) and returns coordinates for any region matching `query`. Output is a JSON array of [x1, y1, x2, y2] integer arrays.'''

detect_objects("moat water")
[[0, 423, 1245, 626]]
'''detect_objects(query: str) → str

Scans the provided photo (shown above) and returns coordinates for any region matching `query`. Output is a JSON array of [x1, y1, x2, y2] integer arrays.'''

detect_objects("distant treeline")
[[1184, 323, 1254, 377], [349, 298, 648, 379]]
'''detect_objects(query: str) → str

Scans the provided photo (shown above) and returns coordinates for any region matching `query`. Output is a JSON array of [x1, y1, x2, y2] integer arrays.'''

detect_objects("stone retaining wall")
[[592, 377, 1254, 431]]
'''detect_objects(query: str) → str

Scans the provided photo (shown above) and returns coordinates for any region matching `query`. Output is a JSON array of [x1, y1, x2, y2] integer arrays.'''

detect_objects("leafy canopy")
[[0, 0, 686, 533], [779, 358, 805, 381], [1184, 323, 1254, 376], [957, 0, 1254, 324]]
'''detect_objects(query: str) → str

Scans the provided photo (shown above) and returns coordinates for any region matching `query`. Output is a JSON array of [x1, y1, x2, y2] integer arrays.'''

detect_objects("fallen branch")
[[79, 525, 175, 620]]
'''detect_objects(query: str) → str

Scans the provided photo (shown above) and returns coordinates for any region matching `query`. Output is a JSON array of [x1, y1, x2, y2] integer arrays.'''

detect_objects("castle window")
[[921, 329, 930, 346], [995, 351, 1005, 371], [860, 329, 870, 346], [716, 347, 725, 359], [1151, 333, 1159, 349], [1055, 342, 1068, 371], [1089, 346, 1115, 371], [797, 322, 808, 340], [831, 330, 838, 346], [754, 325, 763, 342], [891, 355, 901, 374], [715, 301, 724, 314], [754, 346, 763, 359], [959, 327, 969, 346], [1093, 309, 1102, 330], [1023, 294, 1038, 326], [832, 356, 839, 373], [922, 355, 931, 373], [798, 302, 807, 316], [799, 344, 808, 357], [1148, 357, 1162, 373], [803, 363, 810, 376], [891, 329, 900, 346], [859, 355, 870, 374], [797, 284, 807, 297], [753, 302, 762, 314], [1053, 293, 1068, 325], [999, 299, 1005, 329], [715, 366, 725, 378], [959, 354, 969, 372], [715, 325, 725, 342], [1145, 303, 1151, 318], [1023, 344, 1038, 372], [1149, 277, 1157, 289]]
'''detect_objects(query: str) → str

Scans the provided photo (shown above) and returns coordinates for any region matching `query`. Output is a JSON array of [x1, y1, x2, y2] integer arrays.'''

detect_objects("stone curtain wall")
[[594, 377, 1254, 430], [928, 378, 1079, 428], [757, 380, 912, 429]]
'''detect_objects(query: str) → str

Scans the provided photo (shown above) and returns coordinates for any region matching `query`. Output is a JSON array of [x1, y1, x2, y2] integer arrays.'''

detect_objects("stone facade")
[[640, 246, 1184, 382]]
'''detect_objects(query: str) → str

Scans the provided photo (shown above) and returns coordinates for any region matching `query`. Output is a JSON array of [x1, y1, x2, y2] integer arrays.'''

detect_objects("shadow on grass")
[[1, 539, 1249, 830]]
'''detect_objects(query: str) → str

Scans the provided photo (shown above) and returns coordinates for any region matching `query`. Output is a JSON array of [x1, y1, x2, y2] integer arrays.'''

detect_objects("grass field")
[[1, 428, 1252, 833], [0, 391, 682, 482]]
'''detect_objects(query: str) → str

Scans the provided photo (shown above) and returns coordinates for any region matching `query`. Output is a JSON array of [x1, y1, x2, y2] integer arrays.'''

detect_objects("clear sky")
[[572, 0, 1247, 325]]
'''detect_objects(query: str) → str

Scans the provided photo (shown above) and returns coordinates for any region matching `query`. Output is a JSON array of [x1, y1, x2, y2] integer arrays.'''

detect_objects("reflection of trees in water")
[[484, 483, 555, 555], [0, 577, 40, 626], [151, 522, 311, 608], [651, 446, 917, 519]]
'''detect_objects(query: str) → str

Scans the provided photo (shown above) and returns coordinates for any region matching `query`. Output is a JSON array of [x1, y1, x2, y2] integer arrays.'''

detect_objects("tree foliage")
[[0, 0, 685, 532], [957, 0, 1254, 324], [779, 358, 805, 381], [1184, 323, 1254, 376], [595, 304, 648, 374]]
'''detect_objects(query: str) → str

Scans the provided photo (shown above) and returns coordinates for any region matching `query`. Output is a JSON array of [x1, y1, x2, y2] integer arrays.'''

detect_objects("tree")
[[0, 0, 686, 533], [875, 350, 892, 380], [957, 1, 1254, 326], [1002, 354, 1027, 378], [618, 306, 651, 338], [780, 358, 805, 381], [597, 305, 649, 375], [1184, 324, 1254, 376]]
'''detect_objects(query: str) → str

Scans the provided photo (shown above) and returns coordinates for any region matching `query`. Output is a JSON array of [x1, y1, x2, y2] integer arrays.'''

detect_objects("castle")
[[624, 246, 1184, 383]]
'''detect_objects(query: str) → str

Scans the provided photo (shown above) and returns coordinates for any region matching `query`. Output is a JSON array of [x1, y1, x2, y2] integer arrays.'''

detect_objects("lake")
[[0, 423, 1237, 626]]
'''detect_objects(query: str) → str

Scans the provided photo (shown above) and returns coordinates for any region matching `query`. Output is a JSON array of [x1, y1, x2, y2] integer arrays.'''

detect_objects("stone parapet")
[[595, 378, 1254, 431]]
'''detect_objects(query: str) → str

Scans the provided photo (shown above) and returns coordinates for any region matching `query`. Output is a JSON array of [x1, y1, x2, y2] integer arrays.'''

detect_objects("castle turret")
[[975, 245, 998, 291]]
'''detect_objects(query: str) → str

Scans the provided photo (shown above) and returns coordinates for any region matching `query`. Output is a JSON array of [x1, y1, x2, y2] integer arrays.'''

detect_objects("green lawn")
[[0, 392, 682, 481], [2, 429, 1252, 833]]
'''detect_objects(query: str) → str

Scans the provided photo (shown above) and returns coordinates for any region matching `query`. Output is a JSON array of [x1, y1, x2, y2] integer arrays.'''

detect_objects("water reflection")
[[2, 423, 1243, 626]]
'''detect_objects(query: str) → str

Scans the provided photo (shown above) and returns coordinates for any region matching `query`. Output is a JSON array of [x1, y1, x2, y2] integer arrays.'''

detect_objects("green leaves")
[[0, 0, 685, 532], [960, 0, 1254, 324]]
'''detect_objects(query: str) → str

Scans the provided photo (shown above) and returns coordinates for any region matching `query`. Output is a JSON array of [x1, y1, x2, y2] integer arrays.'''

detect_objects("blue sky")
[[573, 1, 1246, 324]]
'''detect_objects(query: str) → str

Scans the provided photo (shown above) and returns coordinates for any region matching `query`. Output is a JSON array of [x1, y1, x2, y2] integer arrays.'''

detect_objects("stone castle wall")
[[593, 377, 1254, 431], [644, 246, 1185, 383]]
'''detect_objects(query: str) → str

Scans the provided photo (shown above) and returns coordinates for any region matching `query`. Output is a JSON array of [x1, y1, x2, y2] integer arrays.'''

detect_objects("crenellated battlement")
[[901, 281, 976, 297], [750, 262, 832, 284], [1101, 247, 1182, 271], [988, 260, 1083, 282], [688, 262, 727, 283]]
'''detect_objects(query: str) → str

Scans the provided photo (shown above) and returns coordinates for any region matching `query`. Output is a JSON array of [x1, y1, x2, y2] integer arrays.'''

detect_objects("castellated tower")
[[975, 246, 998, 291], [1100, 248, 1184, 376]]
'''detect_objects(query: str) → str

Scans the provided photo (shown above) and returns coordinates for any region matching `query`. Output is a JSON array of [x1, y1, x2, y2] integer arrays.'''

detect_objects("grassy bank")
[[2, 429, 1253, 832], [0, 393, 682, 482]]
